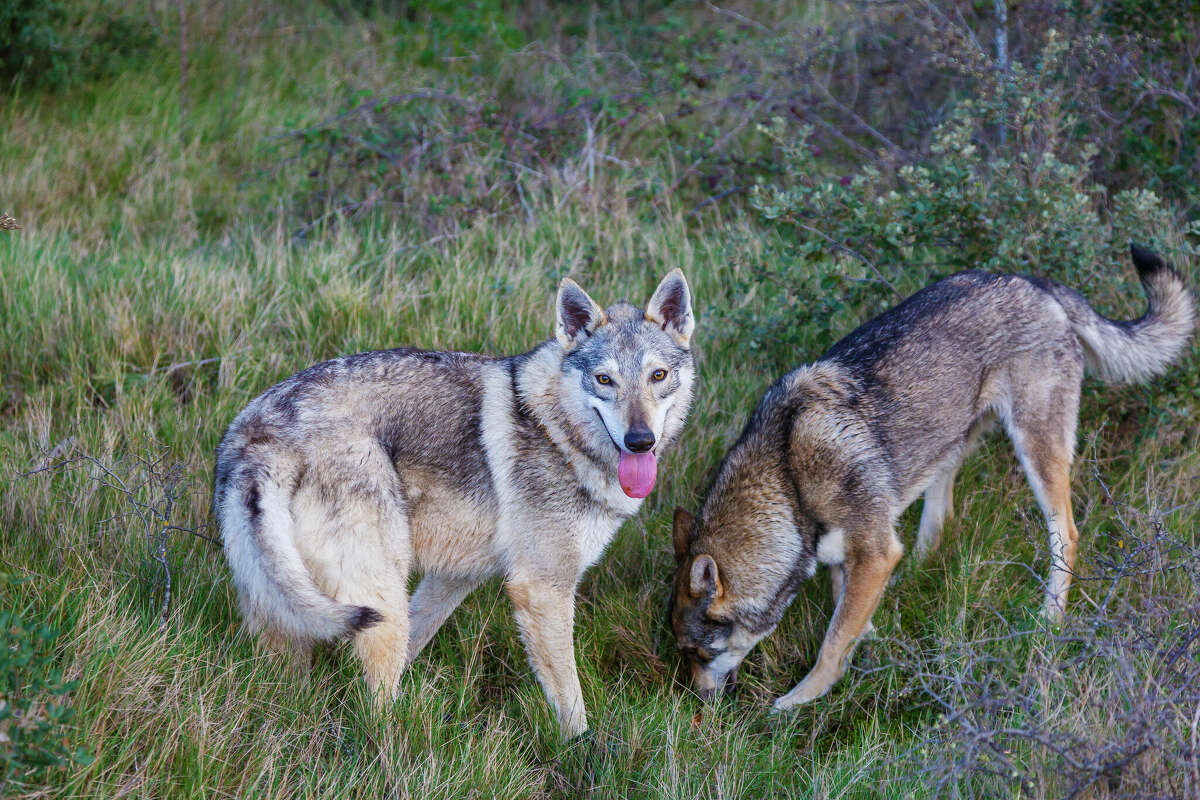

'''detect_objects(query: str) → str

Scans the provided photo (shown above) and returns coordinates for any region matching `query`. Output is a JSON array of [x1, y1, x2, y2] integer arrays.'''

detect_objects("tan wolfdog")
[[671, 245, 1193, 712]]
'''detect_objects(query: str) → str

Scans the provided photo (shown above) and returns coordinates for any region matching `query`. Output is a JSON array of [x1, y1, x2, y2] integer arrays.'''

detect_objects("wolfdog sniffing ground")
[[214, 270, 695, 737], [671, 245, 1194, 713]]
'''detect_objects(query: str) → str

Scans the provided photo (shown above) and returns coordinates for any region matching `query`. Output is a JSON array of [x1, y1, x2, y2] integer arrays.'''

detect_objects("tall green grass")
[[1, 2, 1196, 797]]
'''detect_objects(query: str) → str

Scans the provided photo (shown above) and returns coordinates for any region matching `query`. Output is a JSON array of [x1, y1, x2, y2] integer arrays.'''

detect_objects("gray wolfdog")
[[214, 270, 695, 737], [671, 245, 1194, 712]]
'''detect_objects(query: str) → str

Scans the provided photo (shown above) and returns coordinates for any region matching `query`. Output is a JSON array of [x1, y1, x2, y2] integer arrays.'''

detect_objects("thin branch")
[[705, 2, 771, 33], [667, 87, 776, 196], [685, 185, 749, 219], [139, 357, 221, 377]]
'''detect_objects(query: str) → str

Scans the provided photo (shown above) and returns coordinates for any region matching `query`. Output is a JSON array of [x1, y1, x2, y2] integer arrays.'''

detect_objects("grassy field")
[[2, 2, 1198, 797]]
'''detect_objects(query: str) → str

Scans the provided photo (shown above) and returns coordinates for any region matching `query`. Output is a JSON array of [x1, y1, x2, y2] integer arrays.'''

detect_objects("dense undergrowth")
[[1, 1, 1197, 797]]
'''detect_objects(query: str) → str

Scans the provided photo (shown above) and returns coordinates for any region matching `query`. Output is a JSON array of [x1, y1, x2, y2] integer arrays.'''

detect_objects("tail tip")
[[350, 606, 383, 632], [1129, 242, 1168, 277]]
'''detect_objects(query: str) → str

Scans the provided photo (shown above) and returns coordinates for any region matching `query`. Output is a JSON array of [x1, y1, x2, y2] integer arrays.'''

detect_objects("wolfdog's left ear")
[[645, 269, 694, 346]]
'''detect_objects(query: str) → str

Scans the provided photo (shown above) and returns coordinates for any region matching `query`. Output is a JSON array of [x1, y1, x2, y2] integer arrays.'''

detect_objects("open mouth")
[[593, 410, 658, 499]]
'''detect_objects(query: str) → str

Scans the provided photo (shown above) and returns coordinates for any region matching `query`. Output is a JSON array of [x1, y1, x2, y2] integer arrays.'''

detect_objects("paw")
[[769, 681, 824, 715], [769, 694, 808, 716], [560, 712, 589, 741], [1040, 598, 1066, 625]]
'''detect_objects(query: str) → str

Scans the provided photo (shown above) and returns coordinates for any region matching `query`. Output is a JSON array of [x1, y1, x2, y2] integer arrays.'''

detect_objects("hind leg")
[[406, 572, 482, 662], [915, 415, 995, 561], [1003, 368, 1082, 621], [1014, 444, 1080, 622], [1038, 472, 1079, 622], [341, 515, 410, 702], [293, 462, 412, 705], [915, 467, 956, 561], [354, 598, 409, 703]]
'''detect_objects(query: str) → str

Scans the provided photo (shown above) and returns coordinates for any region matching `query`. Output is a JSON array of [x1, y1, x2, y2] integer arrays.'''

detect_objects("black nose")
[[624, 426, 655, 453]]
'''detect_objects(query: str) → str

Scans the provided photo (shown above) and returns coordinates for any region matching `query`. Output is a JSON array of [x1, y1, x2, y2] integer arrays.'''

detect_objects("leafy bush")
[[1089, 0, 1200, 211], [0, 0, 74, 88], [732, 32, 1198, 370], [0, 577, 90, 793], [770, 2, 1200, 217], [0, 0, 156, 90]]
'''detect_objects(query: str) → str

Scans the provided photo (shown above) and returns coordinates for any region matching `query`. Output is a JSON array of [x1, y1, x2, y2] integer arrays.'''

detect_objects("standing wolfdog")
[[671, 245, 1194, 712], [214, 271, 695, 737]]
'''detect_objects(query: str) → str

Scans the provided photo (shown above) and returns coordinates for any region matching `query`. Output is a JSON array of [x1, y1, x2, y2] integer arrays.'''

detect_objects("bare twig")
[[685, 185, 748, 219], [869, 473, 1200, 797], [667, 88, 776, 196], [705, 2, 771, 33], [790, 220, 902, 298], [138, 357, 221, 377], [22, 450, 220, 628]]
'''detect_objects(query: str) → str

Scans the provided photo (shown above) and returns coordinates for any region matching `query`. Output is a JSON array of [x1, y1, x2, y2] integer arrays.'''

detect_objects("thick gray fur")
[[215, 270, 696, 737]]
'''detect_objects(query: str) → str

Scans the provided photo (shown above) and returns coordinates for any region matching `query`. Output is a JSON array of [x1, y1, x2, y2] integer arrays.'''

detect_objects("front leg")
[[829, 564, 875, 640], [774, 532, 902, 713], [506, 574, 587, 738]]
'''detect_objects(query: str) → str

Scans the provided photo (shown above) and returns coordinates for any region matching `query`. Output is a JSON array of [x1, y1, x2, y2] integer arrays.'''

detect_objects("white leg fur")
[[406, 573, 482, 662], [290, 450, 413, 703], [506, 576, 587, 737], [915, 467, 956, 560], [1002, 413, 1079, 623]]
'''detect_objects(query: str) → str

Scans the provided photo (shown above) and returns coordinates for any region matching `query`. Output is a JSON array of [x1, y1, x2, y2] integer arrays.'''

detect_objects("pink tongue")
[[618, 451, 658, 498]]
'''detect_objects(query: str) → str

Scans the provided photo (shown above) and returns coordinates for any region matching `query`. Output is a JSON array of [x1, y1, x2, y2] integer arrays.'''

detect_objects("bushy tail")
[[1056, 244, 1196, 385], [219, 470, 381, 642]]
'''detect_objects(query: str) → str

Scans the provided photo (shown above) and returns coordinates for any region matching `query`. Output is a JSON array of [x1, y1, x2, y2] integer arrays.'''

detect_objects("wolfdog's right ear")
[[556, 278, 607, 352], [673, 507, 694, 561]]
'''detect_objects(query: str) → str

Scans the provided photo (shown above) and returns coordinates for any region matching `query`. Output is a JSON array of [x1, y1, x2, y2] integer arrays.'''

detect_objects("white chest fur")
[[816, 527, 846, 565], [480, 359, 641, 574]]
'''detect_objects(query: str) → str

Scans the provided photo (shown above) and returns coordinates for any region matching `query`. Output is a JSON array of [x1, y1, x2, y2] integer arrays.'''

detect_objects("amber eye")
[[651, 368, 668, 382], [596, 374, 612, 385]]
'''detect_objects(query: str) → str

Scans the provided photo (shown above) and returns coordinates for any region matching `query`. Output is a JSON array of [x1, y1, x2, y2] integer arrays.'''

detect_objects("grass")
[[1, 2, 1198, 797]]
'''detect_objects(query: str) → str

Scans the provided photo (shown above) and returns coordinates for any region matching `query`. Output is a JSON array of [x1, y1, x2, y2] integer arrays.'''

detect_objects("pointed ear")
[[689, 554, 722, 598], [556, 278, 606, 351], [645, 269, 694, 346], [673, 507, 694, 562]]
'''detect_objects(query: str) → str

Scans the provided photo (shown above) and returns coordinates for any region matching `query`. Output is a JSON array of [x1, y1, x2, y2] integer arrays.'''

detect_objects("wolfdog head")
[[669, 507, 793, 699], [554, 270, 695, 498]]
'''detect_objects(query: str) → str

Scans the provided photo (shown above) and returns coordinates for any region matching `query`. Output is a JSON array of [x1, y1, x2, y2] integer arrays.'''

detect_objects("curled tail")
[[217, 466, 381, 642], [1056, 244, 1196, 385]]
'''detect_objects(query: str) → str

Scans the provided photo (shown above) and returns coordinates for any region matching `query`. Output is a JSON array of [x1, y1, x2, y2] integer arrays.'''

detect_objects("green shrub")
[[0, 0, 156, 90], [0, 577, 90, 793], [0, 0, 74, 88], [733, 32, 1198, 370]]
